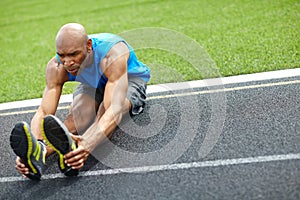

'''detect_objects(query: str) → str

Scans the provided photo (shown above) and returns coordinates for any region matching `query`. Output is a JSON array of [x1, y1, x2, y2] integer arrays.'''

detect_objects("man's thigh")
[[72, 77, 147, 117], [73, 83, 104, 106], [69, 84, 104, 132]]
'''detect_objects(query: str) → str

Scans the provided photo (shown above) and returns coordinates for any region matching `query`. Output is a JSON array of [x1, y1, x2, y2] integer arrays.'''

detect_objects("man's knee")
[[64, 113, 77, 134]]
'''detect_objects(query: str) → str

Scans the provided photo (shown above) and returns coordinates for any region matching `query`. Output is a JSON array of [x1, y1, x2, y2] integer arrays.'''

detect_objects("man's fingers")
[[66, 157, 85, 169], [64, 147, 82, 159], [16, 164, 29, 174], [72, 164, 84, 170], [72, 162, 84, 169], [64, 151, 88, 170], [64, 146, 88, 159], [63, 145, 89, 170], [65, 153, 88, 164], [15, 157, 29, 175], [70, 160, 85, 170], [16, 162, 25, 168]]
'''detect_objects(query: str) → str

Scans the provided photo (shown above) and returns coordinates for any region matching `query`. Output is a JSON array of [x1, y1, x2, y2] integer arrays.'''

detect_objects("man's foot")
[[41, 115, 79, 177], [10, 122, 46, 181]]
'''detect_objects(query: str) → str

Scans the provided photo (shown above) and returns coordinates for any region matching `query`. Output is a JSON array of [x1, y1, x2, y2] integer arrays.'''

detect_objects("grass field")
[[0, 0, 299, 103]]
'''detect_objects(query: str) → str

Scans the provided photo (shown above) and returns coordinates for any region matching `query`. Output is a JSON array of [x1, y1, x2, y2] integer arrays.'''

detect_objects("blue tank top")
[[56, 33, 150, 88]]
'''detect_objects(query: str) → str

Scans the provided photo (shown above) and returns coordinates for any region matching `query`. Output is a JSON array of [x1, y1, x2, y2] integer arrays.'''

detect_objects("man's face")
[[56, 40, 88, 76]]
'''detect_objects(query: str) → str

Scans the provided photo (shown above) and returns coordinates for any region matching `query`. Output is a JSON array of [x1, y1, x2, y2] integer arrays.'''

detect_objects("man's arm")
[[64, 42, 130, 169], [97, 42, 129, 136], [31, 57, 68, 140]]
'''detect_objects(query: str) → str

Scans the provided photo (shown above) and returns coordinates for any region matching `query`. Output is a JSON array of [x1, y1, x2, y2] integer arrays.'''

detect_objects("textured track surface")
[[0, 76, 299, 200]]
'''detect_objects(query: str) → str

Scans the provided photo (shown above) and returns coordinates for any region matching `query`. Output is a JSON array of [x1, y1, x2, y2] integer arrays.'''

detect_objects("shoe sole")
[[41, 115, 78, 176], [10, 122, 42, 180]]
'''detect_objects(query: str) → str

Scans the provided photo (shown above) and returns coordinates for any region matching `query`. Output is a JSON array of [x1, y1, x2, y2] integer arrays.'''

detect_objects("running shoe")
[[10, 122, 46, 181], [41, 114, 79, 176]]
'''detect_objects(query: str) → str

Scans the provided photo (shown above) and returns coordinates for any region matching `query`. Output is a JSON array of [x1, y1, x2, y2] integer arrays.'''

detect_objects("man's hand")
[[63, 134, 91, 170], [15, 157, 29, 178]]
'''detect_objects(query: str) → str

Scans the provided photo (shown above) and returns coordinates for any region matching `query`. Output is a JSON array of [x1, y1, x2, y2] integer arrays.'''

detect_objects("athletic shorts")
[[73, 77, 147, 116]]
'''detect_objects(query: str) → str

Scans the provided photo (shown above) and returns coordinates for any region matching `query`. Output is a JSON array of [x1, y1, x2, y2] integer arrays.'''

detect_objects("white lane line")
[[149, 79, 300, 100], [0, 106, 70, 117], [1, 79, 300, 117], [1, 153, 299, 183]]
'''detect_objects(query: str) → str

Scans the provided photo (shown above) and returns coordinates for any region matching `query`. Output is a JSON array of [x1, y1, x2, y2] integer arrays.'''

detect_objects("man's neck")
[[81, 50, 94, 68]]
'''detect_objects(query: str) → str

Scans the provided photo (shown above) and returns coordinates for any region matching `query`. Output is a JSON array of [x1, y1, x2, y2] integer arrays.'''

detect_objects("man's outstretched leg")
[[41, 92, 99, 176]]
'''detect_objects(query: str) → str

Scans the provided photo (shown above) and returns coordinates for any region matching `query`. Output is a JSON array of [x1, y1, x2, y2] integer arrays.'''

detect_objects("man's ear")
[[87, 39, 92, 52]]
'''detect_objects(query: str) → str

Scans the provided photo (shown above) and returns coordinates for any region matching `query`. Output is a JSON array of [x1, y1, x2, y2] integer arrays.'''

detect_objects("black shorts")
[[73, 77, 147, 116]]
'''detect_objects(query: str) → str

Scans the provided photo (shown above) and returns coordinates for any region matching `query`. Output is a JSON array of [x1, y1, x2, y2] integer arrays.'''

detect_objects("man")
[[9, 23, 150, 180]]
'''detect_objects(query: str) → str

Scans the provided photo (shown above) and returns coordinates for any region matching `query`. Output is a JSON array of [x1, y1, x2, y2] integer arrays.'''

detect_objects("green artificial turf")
[[0, 0, 299, 103]]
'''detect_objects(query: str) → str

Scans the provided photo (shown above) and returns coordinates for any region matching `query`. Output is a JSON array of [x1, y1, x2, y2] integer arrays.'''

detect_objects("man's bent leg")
[[64, 83, 103, 134], [64, 94, 99, 134], [60, 78, 147, 170]]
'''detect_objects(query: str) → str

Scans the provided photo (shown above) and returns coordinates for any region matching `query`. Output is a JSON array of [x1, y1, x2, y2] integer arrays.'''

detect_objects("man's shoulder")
[[89, 33, 117, 39], [47, 56, 64, 71], [89, 33, 124, 44], [46, 57, 68, 84]]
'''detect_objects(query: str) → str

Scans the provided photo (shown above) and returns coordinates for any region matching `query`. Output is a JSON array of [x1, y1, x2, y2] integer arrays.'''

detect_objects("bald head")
[[56, 23, 88, 49], [55, 23, 93, 75]]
